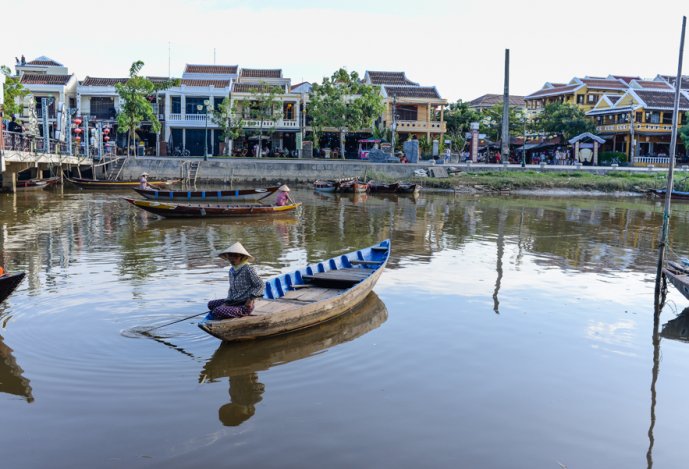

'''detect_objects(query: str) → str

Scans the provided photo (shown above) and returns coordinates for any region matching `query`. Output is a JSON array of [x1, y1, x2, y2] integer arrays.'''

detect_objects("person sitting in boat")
[[207, 242, 265, 320], [275, 184, 294, 206], [139, 172, 152, 190]]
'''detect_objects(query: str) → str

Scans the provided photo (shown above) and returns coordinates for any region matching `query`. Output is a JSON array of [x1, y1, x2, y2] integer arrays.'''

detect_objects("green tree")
[[1, 65, 29, 120], [444, 100, 480, 153], [309, 68, 385, 158], [679, 112, 689, 157], [115, 61, 179, 157], [211, 96, 245, 156], [532, 102, 595, 141], [479, 103, 526, 142], [242, 83, 283, 157]]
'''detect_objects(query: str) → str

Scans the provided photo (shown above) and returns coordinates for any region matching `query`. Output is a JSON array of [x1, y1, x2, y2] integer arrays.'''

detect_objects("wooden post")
[[501, 49, 510, 164]]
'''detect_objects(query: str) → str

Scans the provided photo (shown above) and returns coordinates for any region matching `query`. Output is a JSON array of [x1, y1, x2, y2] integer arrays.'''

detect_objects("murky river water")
[[2, 185, 689, 468]]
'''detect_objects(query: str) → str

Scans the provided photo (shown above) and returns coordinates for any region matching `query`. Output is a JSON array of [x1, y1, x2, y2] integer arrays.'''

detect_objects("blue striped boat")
[[133, 185, 281, 202]]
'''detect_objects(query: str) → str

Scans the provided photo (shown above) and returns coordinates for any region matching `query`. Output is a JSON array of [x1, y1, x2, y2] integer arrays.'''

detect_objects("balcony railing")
[[395, 120, 446, 132], [2, 130, 69, 154], [596, 123, 675, 133]]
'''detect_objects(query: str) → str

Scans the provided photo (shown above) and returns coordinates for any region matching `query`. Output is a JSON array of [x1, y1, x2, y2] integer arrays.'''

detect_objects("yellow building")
[[525, 76, 631, 116]]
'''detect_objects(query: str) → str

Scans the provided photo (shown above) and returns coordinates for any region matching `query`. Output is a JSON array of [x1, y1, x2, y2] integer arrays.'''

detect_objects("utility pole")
[[390, 95, 397, 153], [501, 49, 510, 164]]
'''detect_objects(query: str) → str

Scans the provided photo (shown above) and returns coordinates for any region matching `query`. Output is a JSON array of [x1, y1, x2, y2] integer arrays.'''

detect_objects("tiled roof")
[[290, 81, 309, 91], [610, 75, 641, 84], [233, 83, 285, 93], [634, 80, 673, 90], [635, 90, 689, 109], [367, 71, 416, 86], [20, 74, 72, 85], [469, 94, 525, 107], [27, 57, 62, 66], [580, 78, 628, 90], [184, 64, 238, 74], [658, 74, 689, 90], [526, 84, 581, 99], [181, 79, 230, 88], [81, 77, 129, 86], [239, 68, 282, 78], [385, 86, 441, 99]]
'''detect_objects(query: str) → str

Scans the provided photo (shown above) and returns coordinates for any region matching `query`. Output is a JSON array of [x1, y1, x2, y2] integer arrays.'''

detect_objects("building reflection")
[[199, 292, 388, 427], [0, 334, 33, 403]]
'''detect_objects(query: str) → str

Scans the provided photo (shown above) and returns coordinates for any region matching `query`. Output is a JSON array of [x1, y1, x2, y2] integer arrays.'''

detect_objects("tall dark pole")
[[655, 16, 686, 306], [501, 49, 510, 164]]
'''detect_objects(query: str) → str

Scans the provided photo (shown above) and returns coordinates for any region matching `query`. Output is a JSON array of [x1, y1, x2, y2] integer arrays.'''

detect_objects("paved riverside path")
[[109, 156, 684, 183]]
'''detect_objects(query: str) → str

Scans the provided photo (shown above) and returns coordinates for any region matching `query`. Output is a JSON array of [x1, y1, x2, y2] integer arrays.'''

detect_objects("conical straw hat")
[[278, 184, 290, 192], [218, 242, 253, 260]]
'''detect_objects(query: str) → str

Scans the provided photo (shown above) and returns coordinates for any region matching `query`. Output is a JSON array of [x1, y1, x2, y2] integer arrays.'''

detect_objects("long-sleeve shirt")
[[276, 192, 290, 206], [226, 263, 265, 303]]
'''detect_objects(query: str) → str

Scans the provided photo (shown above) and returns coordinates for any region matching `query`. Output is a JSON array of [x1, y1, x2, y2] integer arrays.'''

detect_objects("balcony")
[[395, 120, 446, 133], [243, 119, 299, 129], [596, 123, 675, 133]]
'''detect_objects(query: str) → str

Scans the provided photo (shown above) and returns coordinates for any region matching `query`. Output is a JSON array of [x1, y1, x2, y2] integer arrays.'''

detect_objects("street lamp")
[[521, 114, 527, 168], [197, 99, 211, 161]]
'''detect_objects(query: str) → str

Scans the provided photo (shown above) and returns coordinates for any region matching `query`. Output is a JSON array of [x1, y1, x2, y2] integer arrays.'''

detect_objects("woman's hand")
[[245, 298, 255, 308]]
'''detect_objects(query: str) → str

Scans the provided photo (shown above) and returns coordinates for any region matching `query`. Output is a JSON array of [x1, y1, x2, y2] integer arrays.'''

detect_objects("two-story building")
[[525, 76, 632, 116], [162, 64, 236, 156], [364, 71, 447, 146], [229, 68, 301, 157], [468, 94, 525, 113], [586, 78, 689, 162]]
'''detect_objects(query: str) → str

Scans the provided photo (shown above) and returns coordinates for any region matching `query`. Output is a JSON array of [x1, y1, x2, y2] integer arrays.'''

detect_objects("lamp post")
[[197, 99, 210, 161], [521, 114, 527, 168]]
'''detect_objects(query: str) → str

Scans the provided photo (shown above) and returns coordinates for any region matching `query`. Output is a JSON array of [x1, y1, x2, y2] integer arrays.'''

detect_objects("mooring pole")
[[501, 49, 510, 164], [655, 16, 686, 305]]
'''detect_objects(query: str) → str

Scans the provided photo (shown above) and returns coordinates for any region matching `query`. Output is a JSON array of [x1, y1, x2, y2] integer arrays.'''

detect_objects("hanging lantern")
[[104, 136, 110, 141], [73, 118, 82, 126], [103, 128, 110, 135], [74, 128, 82, 134], [75, 136, 81, 142]]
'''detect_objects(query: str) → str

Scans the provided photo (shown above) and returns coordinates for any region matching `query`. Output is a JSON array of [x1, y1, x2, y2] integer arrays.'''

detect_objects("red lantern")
[[104, 136, 110, 141], [75, 136, 81, 142], [73, 118, 82, 126], [103, 128, 110, 135], [74, 128, 82, 134]]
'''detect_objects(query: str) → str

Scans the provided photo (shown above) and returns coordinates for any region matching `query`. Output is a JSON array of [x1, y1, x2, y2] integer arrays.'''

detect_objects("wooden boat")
[[0, 272, 25, 303], [663, 261, 689, 300], [650, 189, 689, 201], [65, 176, 177, 190], [337, 179, 369, 193], [368, 181, 422, 194], [313, 177, 356, 193], [133, 185, 281, 202], [124, 198, 301, 218], [198, 239, 390, 342], [16, 176, 61, 190]]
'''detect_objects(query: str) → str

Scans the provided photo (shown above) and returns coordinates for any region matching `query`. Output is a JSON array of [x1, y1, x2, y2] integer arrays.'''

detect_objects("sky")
[[2, 0, 689, 102]]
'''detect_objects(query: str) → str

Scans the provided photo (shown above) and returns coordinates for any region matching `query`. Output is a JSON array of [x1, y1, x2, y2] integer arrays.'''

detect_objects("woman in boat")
[[139, 172, 152, 190], [275, 184, 293, 206], [207, 242, 264, 320]]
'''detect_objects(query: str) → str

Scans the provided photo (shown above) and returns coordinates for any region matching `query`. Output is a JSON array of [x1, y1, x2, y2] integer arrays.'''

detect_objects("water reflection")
[[0, 335, 33, 402], [199, 292, 388, 426], [660, 307, 689, 342]]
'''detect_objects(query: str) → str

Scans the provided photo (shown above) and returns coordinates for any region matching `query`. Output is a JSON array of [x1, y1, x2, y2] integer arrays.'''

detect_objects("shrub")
[[598, 151, 627, 166]]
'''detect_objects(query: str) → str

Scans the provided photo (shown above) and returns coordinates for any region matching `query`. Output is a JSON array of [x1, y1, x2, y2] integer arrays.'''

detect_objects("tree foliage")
[[444, 100, 480, 152], [308, 68, 385, 154], [211, 97, 244, 156], [244, 84, 284, 157], [479, 103, 527, 142], [532, 102, 595, 141], [679, 112, 689, 156], [1, 65, 29, 119], [115, 60, 179, 156]]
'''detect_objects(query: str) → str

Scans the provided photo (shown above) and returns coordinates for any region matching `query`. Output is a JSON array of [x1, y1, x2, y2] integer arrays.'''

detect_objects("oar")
[[142, 311, 208, 333]]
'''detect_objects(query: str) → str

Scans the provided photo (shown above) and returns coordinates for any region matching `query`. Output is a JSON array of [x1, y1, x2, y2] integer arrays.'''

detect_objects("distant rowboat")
[[124, 198, 301, 218], [65, 176, 178, 190], [132, 186, 280, 202], [0, 272, 25, 303]]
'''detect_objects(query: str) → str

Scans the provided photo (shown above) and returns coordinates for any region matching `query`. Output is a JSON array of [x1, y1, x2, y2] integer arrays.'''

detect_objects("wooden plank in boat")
[[304, 268, 374, 281]]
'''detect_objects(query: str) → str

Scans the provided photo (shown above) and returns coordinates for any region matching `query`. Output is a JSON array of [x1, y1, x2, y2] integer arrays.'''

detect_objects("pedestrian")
[[207, 242, 265, 320]]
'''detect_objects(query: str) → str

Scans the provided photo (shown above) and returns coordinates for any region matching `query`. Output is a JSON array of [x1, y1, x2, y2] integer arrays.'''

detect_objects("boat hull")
[[198, 240, 390, 342], [0, 272, 25, 303], [66, 176, 177, 190], [651, 189, 689, 201], [124, 198, 301, 218], [133, 186, 280, 202]]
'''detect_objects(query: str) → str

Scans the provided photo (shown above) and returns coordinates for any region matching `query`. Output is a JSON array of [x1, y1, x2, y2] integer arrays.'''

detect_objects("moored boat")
[[650, 189, 689, 201], [664, 261, 689, 301], [0, 272, 25, 303], [16, 176, 61, 190], [368, 181, 422, 194], [133, 185, 280, 202], [124, 198, 301, 218], [337, 180, 369, 193], [198, 239, 390, 342], [65, 176, 178, 190]]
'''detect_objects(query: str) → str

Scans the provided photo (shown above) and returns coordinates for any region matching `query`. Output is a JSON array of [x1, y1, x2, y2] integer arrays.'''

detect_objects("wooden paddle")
[[141, 311, 208, 333]]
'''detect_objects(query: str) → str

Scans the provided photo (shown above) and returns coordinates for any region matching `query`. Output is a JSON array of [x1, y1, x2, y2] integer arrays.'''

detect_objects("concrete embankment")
[[108, 157, 653, 183]]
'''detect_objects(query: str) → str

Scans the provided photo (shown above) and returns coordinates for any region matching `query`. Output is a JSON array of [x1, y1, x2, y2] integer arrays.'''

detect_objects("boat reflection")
[[199, 292, 388, 426], [660, 307, 689, 342], [0, 334, 33, 402]]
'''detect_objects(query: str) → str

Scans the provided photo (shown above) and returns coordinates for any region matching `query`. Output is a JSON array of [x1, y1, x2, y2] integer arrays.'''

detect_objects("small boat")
[[65, 176, 178, 190], [663, 261, 689, 300], [133, 185, 281, 202], [16, 176, 61, 190], [0, 272, 25, 303], [368, 181, 422, 194], [337, 180, 369, 193], [124, 198, 301, 218], [313, 177, 356, 193], [650, 189, 689, 201], [198, 239, 390, 342]]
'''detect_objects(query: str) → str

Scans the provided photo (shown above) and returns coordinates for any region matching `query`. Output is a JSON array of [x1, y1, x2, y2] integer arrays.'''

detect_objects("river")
[[1, 185, 689, 468]]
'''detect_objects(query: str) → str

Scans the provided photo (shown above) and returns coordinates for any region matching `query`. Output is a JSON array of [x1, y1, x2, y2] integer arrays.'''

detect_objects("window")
[[587, 94, 596, 103], [645, 111, 660, 124], [396, 105, 417, 121], [576, 95, 585, 104], [636, 112, 643, 123], [90, 97, 115, 119], [171, 96, 181, 114], [186, 97, 209, 114], [662, 112, 673, 124]]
